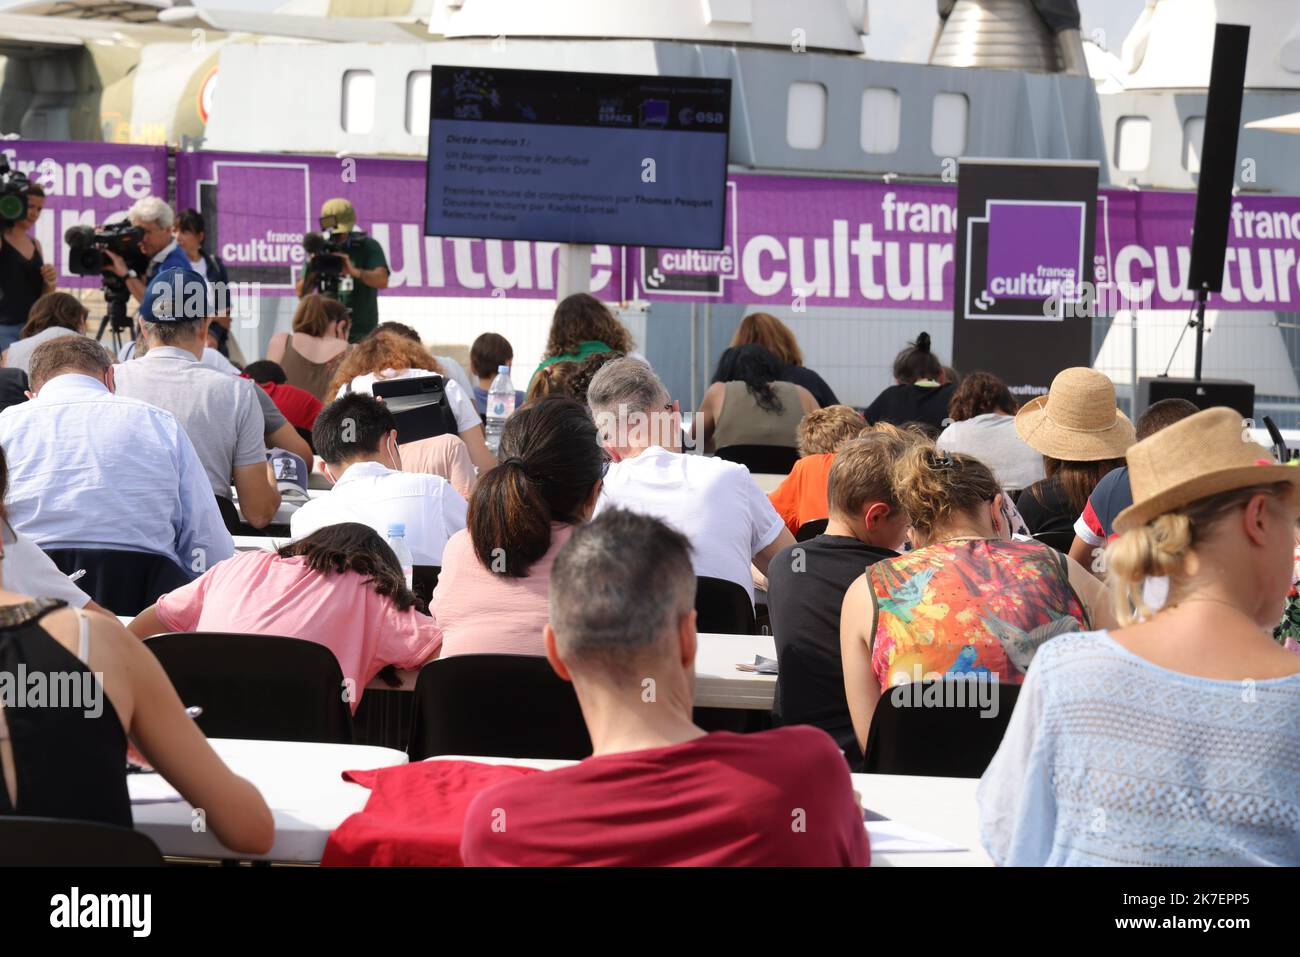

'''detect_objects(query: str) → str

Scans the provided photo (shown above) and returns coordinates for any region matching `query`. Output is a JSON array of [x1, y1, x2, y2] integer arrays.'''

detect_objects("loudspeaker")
[[1137, 377, 1255, 420], [1187, 23, 1251, 293]]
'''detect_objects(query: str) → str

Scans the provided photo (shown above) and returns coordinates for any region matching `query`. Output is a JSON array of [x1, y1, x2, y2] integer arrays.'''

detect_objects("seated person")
[[1014, 367, 1134, 538], [864, 333, 956, 433], [131, 523, 441, 712], [767, 431, 913, 761], [0, 336, 233, 613], [0, 448, 273, 852], [936, 371, 1044, 492], [290, 393, 466, 566], [980, 408, 1300, 865], [434, 397, 604, 657], [329, 331, 494, 473], [695, 343, 818, 454], [588, 358, 793, 604], [111, 267, 282, 529], [2, 292, 87, 375], [394, 433, 476, 502], [469, 332, 526, 417], [1068, 397, 1199, 571], [840, 443, 1111, 752], [768, 404, 866, 535], [242, 360, 324, 436], [459, 509, 870, 866]]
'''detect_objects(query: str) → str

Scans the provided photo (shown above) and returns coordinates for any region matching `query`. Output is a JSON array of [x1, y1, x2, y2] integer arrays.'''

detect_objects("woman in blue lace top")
[[979, 407, 1300, 866]]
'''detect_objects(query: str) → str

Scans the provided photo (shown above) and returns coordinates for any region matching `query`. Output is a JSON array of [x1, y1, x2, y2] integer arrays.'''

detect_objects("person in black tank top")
[[0, 237, 45, 333], [0, 598, 130, 827]]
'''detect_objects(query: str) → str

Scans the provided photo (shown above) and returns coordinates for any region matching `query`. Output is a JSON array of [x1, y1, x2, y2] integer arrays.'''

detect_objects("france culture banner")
[[0, 140, 168, 289], [14, 139, 1298, 315], [174, 150, 627, 299]]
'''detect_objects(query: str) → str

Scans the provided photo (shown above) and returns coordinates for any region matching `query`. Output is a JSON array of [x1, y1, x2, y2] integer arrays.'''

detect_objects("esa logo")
[[677, 108, 725, 127]]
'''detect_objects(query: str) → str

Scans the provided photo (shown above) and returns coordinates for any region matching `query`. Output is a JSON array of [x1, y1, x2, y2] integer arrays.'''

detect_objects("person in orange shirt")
[[768, 405, 867, 536]]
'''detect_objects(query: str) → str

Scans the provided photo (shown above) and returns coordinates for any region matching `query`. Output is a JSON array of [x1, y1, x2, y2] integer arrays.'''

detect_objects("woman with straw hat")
[[1014, 367, 1136, 539], [979, 407, 1300, 866]]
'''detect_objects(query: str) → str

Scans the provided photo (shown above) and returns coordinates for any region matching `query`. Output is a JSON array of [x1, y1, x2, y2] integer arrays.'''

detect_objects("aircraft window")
[[860, 88, 900, 154], [787, 82, 827, 150]]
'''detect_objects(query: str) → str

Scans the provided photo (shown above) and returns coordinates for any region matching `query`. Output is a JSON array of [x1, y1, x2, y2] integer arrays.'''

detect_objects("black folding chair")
[[862, 678, 1020, 777], [695, 576, 756, 635], [145, 632, 354, 744], [795, 518, 829, 542], [715, 444, 800, 474], [412, 565, 441, 604], [43, 547, 191, 617], [216, 495, 291, 538], [0, 817, 163, 866], [406, 654, 591, 761]]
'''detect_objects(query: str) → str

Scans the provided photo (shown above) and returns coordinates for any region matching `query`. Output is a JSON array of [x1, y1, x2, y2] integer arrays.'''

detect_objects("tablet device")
[[371, 375, 460, 444]]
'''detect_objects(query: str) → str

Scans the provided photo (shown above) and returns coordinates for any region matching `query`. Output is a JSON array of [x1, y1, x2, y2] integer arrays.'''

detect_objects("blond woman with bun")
[[979, 407, 1300, 866], [840, 443, 1109, 751]]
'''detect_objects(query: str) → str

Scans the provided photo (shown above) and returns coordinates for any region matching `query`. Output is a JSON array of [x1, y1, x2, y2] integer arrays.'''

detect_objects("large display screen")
[[425, 66, 731, 250]]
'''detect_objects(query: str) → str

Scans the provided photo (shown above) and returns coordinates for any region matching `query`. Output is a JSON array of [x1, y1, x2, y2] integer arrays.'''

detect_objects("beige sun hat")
[[1113, 407, 1300, 533], [1014, 367, 1136, 461]]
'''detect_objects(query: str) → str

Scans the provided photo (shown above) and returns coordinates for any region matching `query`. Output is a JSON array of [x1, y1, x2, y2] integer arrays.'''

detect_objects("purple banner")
[[1, 140, 168, 289], [174, 150, 626, 299]]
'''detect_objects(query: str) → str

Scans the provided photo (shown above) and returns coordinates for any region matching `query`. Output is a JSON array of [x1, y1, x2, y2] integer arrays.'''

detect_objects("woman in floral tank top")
[[841, 444, 1110, 751]]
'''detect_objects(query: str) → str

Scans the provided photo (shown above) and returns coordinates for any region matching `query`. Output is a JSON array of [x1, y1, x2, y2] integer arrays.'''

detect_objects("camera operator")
[[101, 196, 195, 304], [0, 183, 57, 350], [294, 198, 388, 342]]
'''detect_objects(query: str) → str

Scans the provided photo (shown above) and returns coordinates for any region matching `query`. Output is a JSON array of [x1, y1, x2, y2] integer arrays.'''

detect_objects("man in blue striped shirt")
[[0, 335, 233, 612]]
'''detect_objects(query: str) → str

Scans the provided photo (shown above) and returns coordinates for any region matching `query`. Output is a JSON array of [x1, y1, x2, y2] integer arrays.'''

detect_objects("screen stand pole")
[[557, 243, 592, 298], [1193, 286, 1208, 382]]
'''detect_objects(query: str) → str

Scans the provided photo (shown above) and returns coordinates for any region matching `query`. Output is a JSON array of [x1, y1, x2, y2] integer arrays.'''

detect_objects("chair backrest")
[[1033, 530, 1075, 555], [145, 632, 354, 744], [715, 444, 800, 474], [695, 575, 756, 635], [43, 547, 191, 617], [412, 565, 441, 604], [795, 518, 829, 542], [862, 678, 1020, 777], [407, 654, 591, 761], [0, 817, 163, 866]]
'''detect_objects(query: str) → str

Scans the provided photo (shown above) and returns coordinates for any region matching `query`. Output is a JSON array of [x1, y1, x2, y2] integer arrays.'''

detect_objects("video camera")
[[0, 154, 31, 230], [64, 222, 149, 277], [64, 221, 150, 334], [301, 228, 367, 299]]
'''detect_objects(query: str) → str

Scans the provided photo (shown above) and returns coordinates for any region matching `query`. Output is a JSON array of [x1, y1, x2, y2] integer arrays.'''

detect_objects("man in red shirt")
[[459, 508, 870, 867], [243, 360, 323, 434]]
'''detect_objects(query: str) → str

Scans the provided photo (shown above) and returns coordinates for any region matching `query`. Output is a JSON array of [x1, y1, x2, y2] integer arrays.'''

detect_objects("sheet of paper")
[[865, 819, 966, 854], [128, 774, 185, 805]]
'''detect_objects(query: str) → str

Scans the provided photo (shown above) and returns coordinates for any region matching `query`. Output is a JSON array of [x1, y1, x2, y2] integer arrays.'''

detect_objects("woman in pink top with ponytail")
[[433, 396, 607, 657]]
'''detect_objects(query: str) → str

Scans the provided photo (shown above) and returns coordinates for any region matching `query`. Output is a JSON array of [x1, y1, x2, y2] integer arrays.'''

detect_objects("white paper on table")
[[128, 774, 185, 805], [865, 819, 966, 854]]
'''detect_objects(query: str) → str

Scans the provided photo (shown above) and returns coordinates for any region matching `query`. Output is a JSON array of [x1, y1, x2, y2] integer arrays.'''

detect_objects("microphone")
[[64, 224, 96, 248]]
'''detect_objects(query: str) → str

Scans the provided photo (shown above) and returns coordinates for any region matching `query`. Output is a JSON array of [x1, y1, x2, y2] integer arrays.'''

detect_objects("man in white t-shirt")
[[290, 392, 466, 565], [586, 358, 793, 603]]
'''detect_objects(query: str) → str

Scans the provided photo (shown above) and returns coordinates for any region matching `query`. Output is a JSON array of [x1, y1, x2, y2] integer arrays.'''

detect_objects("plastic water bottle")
[[485, 364, 516, 455], [386, 522, 414, 591]]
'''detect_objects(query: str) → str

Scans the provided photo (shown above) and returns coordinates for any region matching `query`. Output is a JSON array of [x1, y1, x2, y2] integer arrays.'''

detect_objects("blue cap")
[[387, 522, 406, 537], [140, 266, 209, 323]]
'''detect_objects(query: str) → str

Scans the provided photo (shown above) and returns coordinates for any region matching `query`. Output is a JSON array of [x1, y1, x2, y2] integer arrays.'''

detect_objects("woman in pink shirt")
[[130, 523, 442, 710], [434, 396, 606, 657]]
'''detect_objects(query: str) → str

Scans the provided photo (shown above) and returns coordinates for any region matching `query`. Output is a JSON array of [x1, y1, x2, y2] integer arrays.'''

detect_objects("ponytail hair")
[[893, 331, 943, 385], [1106, 481, 1293, 624], [468, 396, 607, 577], [892, 442, 1001, 542]]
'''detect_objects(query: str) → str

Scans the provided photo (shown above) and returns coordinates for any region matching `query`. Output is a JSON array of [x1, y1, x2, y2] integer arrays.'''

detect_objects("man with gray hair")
[[102, 195, 194, 307], [0, 334, 233, 613], [113, 266, 282, 529], [586, 357, 794, 603], [459, 508, 869, 866]]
